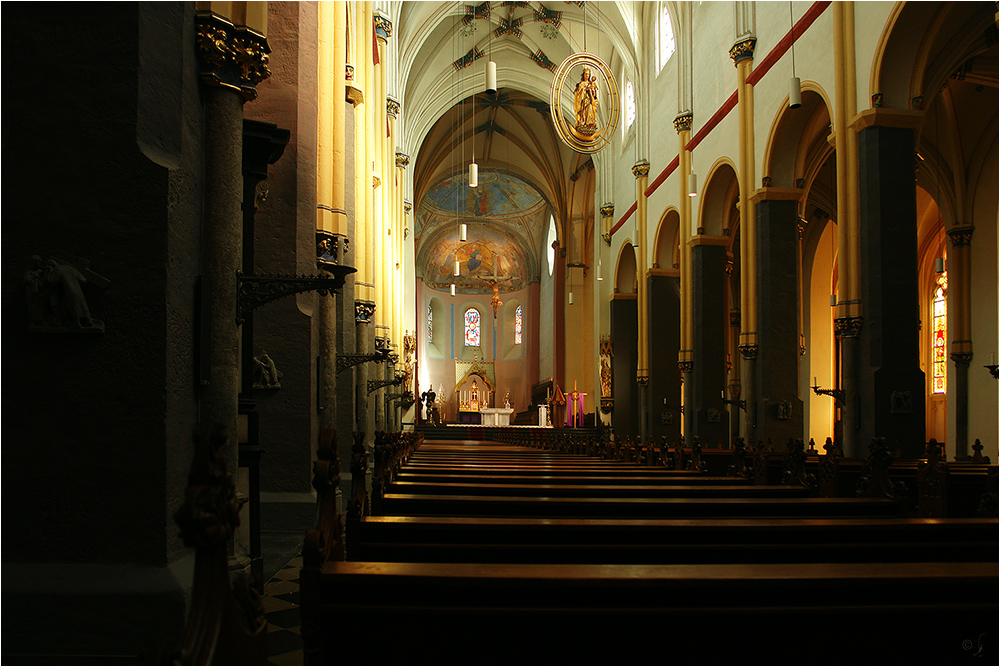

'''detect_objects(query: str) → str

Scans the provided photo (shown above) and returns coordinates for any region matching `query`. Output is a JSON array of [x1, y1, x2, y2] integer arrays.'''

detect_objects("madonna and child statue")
[[572, 67, 599, 139]]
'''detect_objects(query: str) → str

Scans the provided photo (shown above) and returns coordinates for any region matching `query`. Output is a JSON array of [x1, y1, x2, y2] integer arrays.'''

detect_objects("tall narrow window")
[[657, 4, 675, 73], [464, 308, 481, 347], [515, 305, 523, 345], [624, 80, 636, 129], [427, 303, 433, 343], [932, 273, 947, 394]]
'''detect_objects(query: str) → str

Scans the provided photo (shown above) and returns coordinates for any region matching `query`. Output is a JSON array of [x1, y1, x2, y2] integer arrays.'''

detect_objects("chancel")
[[4, 1, 999, 665]]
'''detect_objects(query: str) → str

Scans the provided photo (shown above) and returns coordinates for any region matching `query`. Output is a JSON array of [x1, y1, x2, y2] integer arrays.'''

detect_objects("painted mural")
[[417, 169, 548, 294], [423, 229, 529, 292], [422, 171, 544, 219]]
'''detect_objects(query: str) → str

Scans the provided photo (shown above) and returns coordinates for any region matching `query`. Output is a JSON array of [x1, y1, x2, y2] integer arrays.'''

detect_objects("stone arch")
[[652, 207, 681, 270], [696, 159, 738, 237], [614, 241, 637, 294]]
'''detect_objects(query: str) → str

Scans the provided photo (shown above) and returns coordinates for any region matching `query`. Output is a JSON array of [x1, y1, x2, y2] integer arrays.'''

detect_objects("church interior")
[[4, 1, 999, 664]]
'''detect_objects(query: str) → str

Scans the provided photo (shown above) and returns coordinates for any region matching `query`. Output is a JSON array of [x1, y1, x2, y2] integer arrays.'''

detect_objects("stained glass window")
[[515, 305, 523, 345], [464, 308, 480, 347], [658, 4, 675, 72], [625, 80, 636, 129], [427, 304, 433, 343], [932, 273, 947, 394]]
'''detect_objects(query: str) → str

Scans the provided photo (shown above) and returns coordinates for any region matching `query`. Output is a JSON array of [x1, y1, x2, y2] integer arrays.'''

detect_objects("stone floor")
[[261, 531, 304, 666]]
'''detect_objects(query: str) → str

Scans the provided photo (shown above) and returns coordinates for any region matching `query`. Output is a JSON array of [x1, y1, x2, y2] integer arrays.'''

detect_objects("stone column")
[[691, 238, 730, 445], [948, 225, 974, 459], [362, 2, 377, 446], [648, 273, 682, 444], [316, 1, 350, 442], [854, 108, 926, 458], [674, 112, 694, 440], [633, 160, 651, 444], [194, 9, 270, 488], [731, 35, 758, 447], [610, 295, 639, 436], [751, 190, 804, 445]]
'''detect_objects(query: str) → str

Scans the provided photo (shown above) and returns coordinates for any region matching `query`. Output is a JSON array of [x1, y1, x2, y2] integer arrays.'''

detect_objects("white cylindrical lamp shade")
[[830, 294, 837, 307], [789, 77, 802, 109], [935, 257, 945, 273], [687, 172, 697, 197], [469, 162, 478, 187], [454, 260, 461, 276], [460, 223, 468, 242], [486, 61, 497, 94], [569, 291, 574, 305], [451, 284, 456, 296]]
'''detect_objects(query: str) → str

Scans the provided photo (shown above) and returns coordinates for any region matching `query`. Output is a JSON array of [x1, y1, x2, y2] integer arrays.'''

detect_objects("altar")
[[479, 407, 514, 426]]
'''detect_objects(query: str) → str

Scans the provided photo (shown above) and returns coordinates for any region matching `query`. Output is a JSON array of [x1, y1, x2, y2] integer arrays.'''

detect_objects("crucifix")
[[567, 380, 587, 428], [477, 271, 511, 320]]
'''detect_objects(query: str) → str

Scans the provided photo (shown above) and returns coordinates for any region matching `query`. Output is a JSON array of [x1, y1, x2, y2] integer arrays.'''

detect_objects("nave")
[[301, 432, 998, 665]]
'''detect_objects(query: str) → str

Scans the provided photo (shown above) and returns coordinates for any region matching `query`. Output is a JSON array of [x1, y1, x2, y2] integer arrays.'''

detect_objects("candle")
[[814, 377, 818, 387]]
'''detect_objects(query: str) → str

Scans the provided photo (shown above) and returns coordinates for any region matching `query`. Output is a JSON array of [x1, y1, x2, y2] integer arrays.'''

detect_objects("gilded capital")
[[386, 96, 400, 118], [947, 225, 974, 247], [403, 200, 412, 214], [673, 112, 693, 133], [374, 13, 393, 40], [834, 316, 864, 338], [600, 203, 615, 218], [729, 36, 757, 64], [195, 11, 271, 101], [395, 152, 410, 168], [632, 160, 650, 179]]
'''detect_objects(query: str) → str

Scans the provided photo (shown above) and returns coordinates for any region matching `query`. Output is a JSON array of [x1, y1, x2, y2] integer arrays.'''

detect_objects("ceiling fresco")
[[416, 170, 549, 294]]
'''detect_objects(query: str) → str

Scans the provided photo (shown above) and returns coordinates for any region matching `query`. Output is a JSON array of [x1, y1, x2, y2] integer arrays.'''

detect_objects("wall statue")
[[24, 255, 107, 333], [253, 350, 282, 388]]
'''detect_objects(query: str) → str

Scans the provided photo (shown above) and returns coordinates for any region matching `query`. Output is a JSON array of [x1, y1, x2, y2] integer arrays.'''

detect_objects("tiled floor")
[[263, 554, 303, 666]]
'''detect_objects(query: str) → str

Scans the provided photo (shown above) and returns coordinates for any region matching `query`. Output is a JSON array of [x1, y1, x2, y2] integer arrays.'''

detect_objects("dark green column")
[[691, 243, 729, 445], [858, 124, 925, 458], [610, 296, 639, 436], [755, 198, 804, 446], [648, 275, 682, 443]]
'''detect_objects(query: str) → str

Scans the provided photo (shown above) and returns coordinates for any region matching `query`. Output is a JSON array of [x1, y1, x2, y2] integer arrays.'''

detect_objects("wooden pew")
[[310, 560, 997, 665]]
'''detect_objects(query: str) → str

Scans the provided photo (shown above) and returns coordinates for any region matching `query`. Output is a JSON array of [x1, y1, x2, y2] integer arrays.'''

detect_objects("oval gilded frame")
[[550, 52, 620, 154]]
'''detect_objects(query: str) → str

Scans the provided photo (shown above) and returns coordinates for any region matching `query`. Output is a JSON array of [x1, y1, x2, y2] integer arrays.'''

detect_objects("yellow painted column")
[[832, 4, 851, 323], [844, 2, 861, 319], [674, 113, 693, 438], [633, 160, 650, 385], [731, 36, 757, 444]]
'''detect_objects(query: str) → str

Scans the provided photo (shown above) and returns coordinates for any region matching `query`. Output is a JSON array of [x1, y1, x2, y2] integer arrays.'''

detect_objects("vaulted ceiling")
[[395, 1, 638, 293]]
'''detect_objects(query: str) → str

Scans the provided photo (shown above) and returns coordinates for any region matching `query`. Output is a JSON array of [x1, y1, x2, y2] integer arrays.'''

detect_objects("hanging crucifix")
[[477, 272, 511, 320]]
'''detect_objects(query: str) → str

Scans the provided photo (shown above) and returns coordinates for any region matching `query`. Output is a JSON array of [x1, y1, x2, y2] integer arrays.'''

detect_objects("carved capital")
[[673, 112, 693, 133], [729, 36, 757, 64], [738, 344, 758, 360], [403, 200, 412, 214], [947, 226, 974, 247], [195, 11, 271, 101], [600, 203, 615, 218], [386, 96, 400, 118], [346, 64, 355, 82], [395, 152, 410, 168], [678, 360, 694, 373], [834, 316, 864, 338], [950, 351, 974, 367], [374, 13, 393, 40], [355, 299, 376, 324], [601, 232, 612, 246], [632, 160, 650, 179]]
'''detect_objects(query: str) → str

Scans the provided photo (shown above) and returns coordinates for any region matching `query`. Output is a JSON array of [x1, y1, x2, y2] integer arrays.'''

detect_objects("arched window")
[[515, 305, 523, 345], [464, 308, 481, 347], [546, 215, 557, 276], [624, 80, 636, 129], [426, 303, 433, 343], [932, 272, 947, 394], [657, 3, 676, 73]]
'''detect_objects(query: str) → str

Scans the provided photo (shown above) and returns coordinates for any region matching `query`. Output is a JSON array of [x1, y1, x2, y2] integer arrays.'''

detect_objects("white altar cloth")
[[479, 407, 514, 426]]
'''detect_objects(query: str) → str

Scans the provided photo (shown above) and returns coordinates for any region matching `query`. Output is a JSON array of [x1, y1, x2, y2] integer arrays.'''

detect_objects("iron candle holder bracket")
[[811, 383, 845, 404]]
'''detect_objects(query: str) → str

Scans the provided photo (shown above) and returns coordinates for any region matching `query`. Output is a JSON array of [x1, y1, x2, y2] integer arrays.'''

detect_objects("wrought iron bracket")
[[336, 352, 388, 375], [367, 377, 402, 395], [722, 397, 747, 412], [236, 267, 354, 325], [811, 385, 844, 404]]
